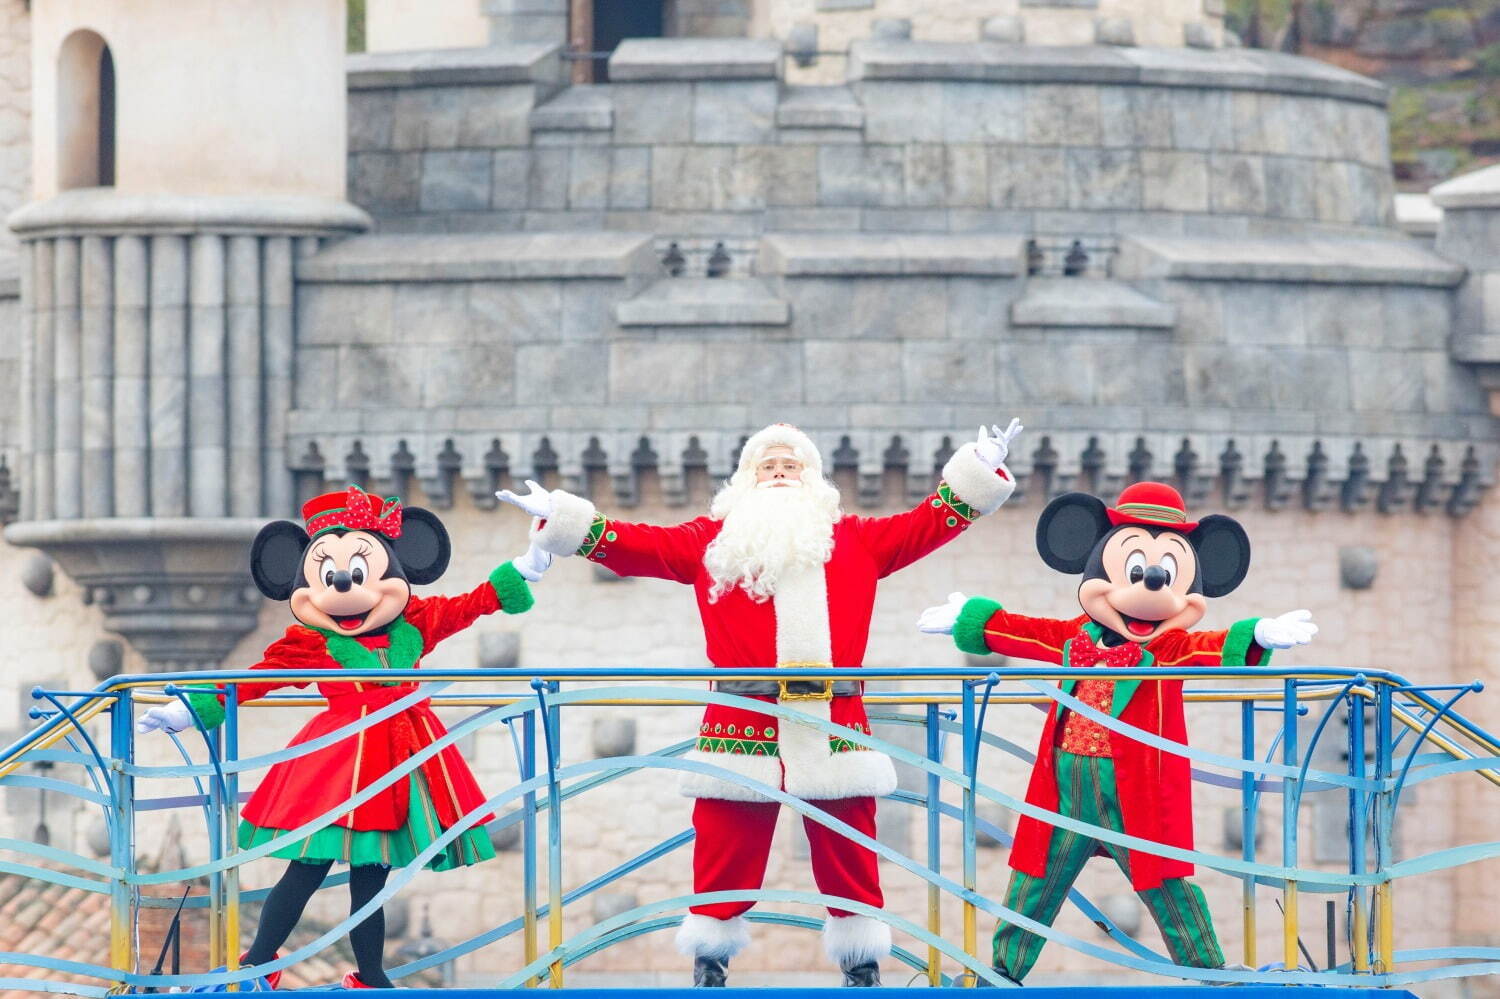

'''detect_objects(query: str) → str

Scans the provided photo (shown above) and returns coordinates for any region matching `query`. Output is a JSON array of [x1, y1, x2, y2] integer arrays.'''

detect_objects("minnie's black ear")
[[250, 521, 310, 601], [393, 508, 451, 585], [1187, 514, 1251, 598], [1035, 493, 1112, 574]]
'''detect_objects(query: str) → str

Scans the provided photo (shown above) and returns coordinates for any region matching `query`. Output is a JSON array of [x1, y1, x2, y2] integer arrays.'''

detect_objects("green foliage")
[[348, 0, 367, 53], [1477, 42, 1500, 77]]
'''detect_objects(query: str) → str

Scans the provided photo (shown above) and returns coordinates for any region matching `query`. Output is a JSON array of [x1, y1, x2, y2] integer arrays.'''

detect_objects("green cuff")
[[490, 561, 535, 615], [184, 686, 226, 730], [953, 597, 1003, 657], [1222, 618, 1269, 668]]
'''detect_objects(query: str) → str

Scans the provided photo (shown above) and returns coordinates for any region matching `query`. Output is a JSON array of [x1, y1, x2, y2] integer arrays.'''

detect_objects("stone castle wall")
[[0, 0, 28, 263]]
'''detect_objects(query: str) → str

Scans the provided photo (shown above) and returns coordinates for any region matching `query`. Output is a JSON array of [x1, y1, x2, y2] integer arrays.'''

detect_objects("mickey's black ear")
[[394, 508, 451, 585], [1188, 514, 1251, 598], [250, 521, 310, 601], [1035, 493, 1112, 574]]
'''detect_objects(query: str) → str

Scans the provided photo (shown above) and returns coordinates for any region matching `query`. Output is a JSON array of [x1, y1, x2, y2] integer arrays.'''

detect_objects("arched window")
[[57, 29, 115, 190]]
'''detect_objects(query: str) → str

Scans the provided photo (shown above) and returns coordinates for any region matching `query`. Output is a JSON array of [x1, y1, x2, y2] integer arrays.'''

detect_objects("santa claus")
[[497, 421, 1021, 987]]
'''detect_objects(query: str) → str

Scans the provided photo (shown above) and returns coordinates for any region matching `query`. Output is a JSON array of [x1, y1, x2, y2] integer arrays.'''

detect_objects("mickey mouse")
[[136, 485, 552, 990], [918, 482, 1316, 985]]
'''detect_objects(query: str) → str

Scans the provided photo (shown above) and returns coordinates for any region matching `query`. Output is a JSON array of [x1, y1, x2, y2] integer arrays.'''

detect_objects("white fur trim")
[[785, 745, 898, 801], [941, 442, 1016, 516], [738, 424, 824, 477], [823, 914, 892, 967], [676, 913, 750, 960], [529, 489, 596, 556], [678, 748, 782, 802]]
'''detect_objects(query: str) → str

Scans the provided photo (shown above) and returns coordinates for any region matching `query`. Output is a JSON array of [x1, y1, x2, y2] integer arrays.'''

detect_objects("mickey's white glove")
[[511, 542, 554, 583], [1253, 609, 1318, 650], [918, 592, 969, 635], [974, 419, 1023, 470], [495, 479, 553, 520], [135, 699, 196, 735]]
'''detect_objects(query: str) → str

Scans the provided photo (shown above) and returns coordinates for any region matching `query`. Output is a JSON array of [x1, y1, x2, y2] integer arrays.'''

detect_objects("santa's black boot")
[[840, 960, 881, 987], [692, 956, 728, 988]]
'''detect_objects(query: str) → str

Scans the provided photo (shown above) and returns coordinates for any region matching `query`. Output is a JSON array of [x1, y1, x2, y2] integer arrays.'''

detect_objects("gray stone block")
[[1184, 22, 1216, 47], [1025, 85, 1102, 145], [1140, 151, 1209, 213], [905, 145, 947, 207], [348, 90, 396, 152], [1011, 278, 1175, 328], [568, 146, 612, 209], [1348, 348, 1427, 412], [1302, 286, 1384, 346], [423, 344, 517, 407], [804, 340, 901, 400], [860, 208, 949, 231], [1066, 148, 1141, 210], [1170, 88, 1234, 152], [350, 152, 422, 214], [608, 147, 652, 210], [699, 341, 805, 402], [297, 283, 395, 345], [470, 280, 564, 340], [651, 145, 734, 211], [776, 86, 865, 130], [760, 234, 1024, 277], [615, 278, 789, 326], [1100, 85, 1174, 148], [693, 81, 778, 144], [420, 151, 493, 212], [517, 342, 608, 403], [527, 147, 570, 209], [612, 82, 693, 144], [943, 146, 990, 208], [764, 145, 819, 208], [1262, 156, 1316, 219], [1220, 283, 1306, 346], [608, 38, 781, 81], [942, 82, 1025, 143], [491, 149, 532, 209], [947, 278, 1020, 338], [392, 86, 533, 151], [817, 0, 872, 7], [860, 81, 944, 144], [609, 340, 705, 402], [394, 283, 470, 344], [981, 16, 1025, 43], [997, 340, 1098, 404], [1207, 153, 1267, 215], [347, 43, 561, 90], [337, 345, 426, 409], [530, 85, 613, 132], [818, 145, 906, 208], [1230, 91, 1265, 152], [1095, 17, 1137, 45], [988, 146, 1067, 209], [562, 280, 623, 339], [904, 341, 995, 401], [871, 17, 913, 40]]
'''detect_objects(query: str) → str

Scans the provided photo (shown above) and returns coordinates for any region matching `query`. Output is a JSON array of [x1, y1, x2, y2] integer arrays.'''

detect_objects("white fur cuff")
[[530, 489, 597, 556], [676, 913, 750, 960], [678, 749, 782, 803], [942, 442, 1016, 516], [823, 914, 892, 967]]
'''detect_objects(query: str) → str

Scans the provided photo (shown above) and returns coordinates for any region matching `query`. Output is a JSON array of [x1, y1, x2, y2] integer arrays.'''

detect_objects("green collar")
[[1062, 621, 1155, 718], [315, 617, 423, 673]]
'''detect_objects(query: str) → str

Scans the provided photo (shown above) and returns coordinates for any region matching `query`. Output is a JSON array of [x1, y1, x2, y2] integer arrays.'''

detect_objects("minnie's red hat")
[[1106, 482, 1197, 532], [301, 485, 404, 539]]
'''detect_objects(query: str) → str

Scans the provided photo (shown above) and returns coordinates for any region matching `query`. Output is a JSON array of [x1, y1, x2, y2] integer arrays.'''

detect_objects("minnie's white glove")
[[973, 419, 1023, 469], [918, 592, 970, 635], [511, 543, 554, 583], [495, 479, 553, 520], [135, 699, 196, 735], [1253, 609, 1318, 650]]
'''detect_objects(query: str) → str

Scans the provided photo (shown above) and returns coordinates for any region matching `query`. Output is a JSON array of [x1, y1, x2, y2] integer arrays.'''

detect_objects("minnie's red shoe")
[[340, 972, 373, 989], [242, 953, 281, 991]]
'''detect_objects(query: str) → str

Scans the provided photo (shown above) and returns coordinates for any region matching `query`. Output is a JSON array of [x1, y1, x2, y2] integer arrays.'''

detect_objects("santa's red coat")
[[233, 580, 511, 833], [963, 607, 1265, 891]]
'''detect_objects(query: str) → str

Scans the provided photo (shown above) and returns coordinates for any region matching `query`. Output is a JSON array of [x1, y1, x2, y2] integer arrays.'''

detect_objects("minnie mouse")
[[918, 482, 1317, 984], [136, 485, 552, 990]]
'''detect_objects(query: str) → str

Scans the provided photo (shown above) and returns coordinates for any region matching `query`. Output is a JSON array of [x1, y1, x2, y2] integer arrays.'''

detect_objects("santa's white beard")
[[704, 477, 840, 603]]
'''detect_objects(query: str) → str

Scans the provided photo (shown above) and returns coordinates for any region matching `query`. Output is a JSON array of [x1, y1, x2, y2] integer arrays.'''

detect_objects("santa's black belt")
[[713, 678, 861, 701]]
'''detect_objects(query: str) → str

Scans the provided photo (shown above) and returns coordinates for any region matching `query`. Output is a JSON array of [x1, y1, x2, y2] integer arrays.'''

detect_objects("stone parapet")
[[606, 38, 783, 81], [296, 231, 658, 281], [1115, 235, 1464, 286], [346, 43, 563, 90]]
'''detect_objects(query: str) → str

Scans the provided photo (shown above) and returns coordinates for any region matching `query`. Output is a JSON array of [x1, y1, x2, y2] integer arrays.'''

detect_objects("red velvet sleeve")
[[953, 600, 1083, 666], [234, 626, 327, 703], [1149, 619, 1266, 668], [403, 581, 502, 655], [580, 514, 716, 583], [854, 476, 1004, 578]]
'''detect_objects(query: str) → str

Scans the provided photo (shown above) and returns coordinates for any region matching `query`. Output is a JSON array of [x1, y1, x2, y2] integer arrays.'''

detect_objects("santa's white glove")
[[510, 542, 554, 583], [135, 699, 196, 735], [918, 592, 969, 635], [495, 479, 552, 520], [974, 419, 1023, 469], [1253, 609, 1318, 650]]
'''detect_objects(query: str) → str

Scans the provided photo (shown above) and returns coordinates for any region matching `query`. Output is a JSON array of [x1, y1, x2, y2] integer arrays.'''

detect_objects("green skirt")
[[238, 772, 495, 872]]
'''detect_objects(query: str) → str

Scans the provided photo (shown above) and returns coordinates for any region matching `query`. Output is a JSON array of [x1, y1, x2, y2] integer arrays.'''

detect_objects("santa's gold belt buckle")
[[777, 661, 835, 702]]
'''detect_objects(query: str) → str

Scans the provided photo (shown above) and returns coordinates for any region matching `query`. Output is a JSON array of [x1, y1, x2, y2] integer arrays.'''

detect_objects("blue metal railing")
[[0, 664, 1496, 992]]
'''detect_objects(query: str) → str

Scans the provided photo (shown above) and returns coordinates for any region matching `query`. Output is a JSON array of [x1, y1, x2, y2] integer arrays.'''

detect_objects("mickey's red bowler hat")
[[1105, 482, 1198, 532]]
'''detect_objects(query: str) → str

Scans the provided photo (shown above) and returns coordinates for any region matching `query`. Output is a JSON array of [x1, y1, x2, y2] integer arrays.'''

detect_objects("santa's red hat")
[[1106, 482, 1197, 531], [736, 424, 824, 478]]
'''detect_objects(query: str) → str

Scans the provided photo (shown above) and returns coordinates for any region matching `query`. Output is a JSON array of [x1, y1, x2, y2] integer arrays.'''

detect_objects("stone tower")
[[4, 0, 368, 669]]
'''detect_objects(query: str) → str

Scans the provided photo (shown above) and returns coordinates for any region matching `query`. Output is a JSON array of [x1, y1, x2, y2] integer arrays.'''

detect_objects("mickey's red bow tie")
[[1069, 633, 1143, 670]]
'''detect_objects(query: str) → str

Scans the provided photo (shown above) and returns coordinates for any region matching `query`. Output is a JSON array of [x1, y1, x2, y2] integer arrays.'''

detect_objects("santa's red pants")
[[688, 796, 883, 919]]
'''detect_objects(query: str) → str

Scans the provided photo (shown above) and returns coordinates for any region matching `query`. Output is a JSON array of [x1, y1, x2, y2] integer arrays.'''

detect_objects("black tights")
[[243, 861, 394, 988]]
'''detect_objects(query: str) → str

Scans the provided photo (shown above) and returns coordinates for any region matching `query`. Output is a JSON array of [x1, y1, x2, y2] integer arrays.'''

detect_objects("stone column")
[[4, 190, 369, 669], [1435, 164, 1500, 412]]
